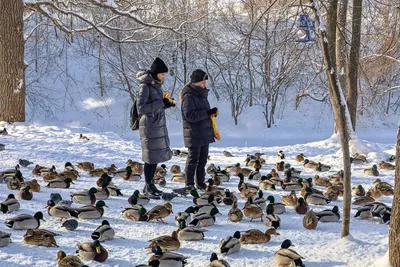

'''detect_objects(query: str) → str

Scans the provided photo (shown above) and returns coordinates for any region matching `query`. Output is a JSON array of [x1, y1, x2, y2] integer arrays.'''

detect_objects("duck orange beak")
[[96, 247, 101, 254]]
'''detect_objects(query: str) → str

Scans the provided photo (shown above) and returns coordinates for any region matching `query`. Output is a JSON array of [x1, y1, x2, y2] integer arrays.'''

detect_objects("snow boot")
[[143, 184, 160, 199]]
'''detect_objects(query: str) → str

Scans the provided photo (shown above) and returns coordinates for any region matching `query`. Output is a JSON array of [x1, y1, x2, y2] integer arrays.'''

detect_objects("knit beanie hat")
[[190, 69, 208, 83], [150, 57, 169, 75]]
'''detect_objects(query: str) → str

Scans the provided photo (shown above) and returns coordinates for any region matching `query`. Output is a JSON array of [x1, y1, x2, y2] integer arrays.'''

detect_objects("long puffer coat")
[[136, 71, 172, 164], [180, 84, 215, 147]]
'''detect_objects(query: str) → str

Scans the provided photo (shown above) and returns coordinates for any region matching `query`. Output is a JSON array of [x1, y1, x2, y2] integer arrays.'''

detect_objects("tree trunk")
[[389, 125, 400, 265], [326, 0, 338, 69], [310, 0, 352, 238], [336, 0, 348, 92], [346, 0, 362, 131], [0, 0, 26, 122]]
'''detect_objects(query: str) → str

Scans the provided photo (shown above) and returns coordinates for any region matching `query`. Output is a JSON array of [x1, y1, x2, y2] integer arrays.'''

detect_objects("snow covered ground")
[[0, 122, 396, 267]]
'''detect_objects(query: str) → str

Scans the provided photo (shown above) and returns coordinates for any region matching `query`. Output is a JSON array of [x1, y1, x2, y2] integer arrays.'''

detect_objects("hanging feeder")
[[296, 13, 316, 43]]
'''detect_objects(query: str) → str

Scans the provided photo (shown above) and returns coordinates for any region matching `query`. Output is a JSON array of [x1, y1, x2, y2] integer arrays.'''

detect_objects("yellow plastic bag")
[[163, 91, 176, 105], [210, 113, 221, 141]]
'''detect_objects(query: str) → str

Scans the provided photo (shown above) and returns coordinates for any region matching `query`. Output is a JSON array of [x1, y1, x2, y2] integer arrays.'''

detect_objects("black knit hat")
[[150, 57, 168, 75], [190, 69, 208, 83]]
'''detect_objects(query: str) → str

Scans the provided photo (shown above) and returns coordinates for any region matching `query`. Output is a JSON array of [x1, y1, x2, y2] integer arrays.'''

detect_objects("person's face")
[[157, 73, 167, 81], [195, 80, 207, 89]]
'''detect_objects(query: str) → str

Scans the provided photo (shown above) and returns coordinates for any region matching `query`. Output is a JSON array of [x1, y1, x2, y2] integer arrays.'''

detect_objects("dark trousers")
[[185, 144, 209, 187], [144, 163, 157, 184]]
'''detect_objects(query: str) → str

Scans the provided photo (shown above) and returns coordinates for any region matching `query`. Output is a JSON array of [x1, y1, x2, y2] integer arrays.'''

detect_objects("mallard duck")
[[277, 150, 285, 160], [175, 207, 196, 227], [172, 173, 186, 183], [270, 169, 280, 178], [228, 201, 243, 222], [122, 205, 148, 221], [0, 127, 8, 135], [177, 220, 206, 241], [243, 197, 263, 222], [1, 194, 20, 213], [301, 186, 324, 198], [146, 231, 180, 252], [18, 185, 33, 200], [295, 197, 309, 215], [248, 168, 262, 181], [273, 239, 305, 267], [32, 164, 48, 176], [373, 179, 394, 196], [128, 190, 150, 206], [89, 168, 107, 178], [301, 178, 313, 188], [368, 187, 382, 199], [324, 187, 339, 201], [77, 162, 94, 171], [71, 187, 97, 204], [154, 175, 166, 188], [146, 203, 173, 224], [0, 231, 11, 247], [196, 201, 218, 214], [57, 169, 80, 181], [303, 159, 318, 170], [245, 157, 257, 167], [379, 161, 395, 170], [265, 204, 281, 229], [64, 162, 78, 172], [238, 173, 259, 198], [353, 153, 368, 162], [23, 229, 59, 247], [21, 179, 40, 192], [214, 169, 230, 183], [74, 200, 108, 219], [350, 157, 365, 165], [304, 187, 330, 205], [259, 175, 277, 191], [0, 165, 21, 178], [148, 245, 187, 266], [352, 191, 375, 206], [224, 150, 234, 157], [275, 161, 285, 172], [364, 165, 379, 176], [40, 165, 57, 178], [329, 170, 344, 181], [303, 209, 318, 230], [316, 206, 340, 222], [77, 240, 108, 262], [192, 207, 221, 227], [93, 187, 110, 201], [96, 173, 112, 187], [240, 228, 279, 244], [57, 250, 83, 267], [389, 155, 396, 162], [296, 153, 305, 162], [46, 200, 77, 219], [222, 189, 237, 206], [104, 183, 123, 196], [236, 166, 253, 177], [253, 190, 266, 209], [281, 191, 298, 207], [91, 220, 115, 242], [281, 179, 302, 192], [267, 195, 286, 214], [190, 189, 216, 206], [46, 178, 74, 189], [170, 165, 181, 175], [316, 162, 331, 172], [220, 231, 241, 255], [314, 175, 332, 187], [352, 185, 365, 196], [225, 163, 240, 173], [208, 253, 230, 267], [155, 164, 167, 177], [7, 175, 22, 190]]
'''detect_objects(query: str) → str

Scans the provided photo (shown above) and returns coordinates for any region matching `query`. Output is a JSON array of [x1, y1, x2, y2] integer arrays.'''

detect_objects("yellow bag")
[[210, 113, 221, 141]]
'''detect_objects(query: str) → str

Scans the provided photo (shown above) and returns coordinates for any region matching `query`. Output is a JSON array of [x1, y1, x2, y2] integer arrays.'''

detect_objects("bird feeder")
[[296, 13, 315, 43]]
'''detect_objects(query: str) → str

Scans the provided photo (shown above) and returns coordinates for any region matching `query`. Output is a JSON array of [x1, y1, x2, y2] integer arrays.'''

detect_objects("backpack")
[[130, 98, 140, 131]]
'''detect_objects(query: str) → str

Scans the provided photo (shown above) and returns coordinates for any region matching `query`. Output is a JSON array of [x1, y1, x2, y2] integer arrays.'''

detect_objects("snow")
[[0, 123, 395, 266]]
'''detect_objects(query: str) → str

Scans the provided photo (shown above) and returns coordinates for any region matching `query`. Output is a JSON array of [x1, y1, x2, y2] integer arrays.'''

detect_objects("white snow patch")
[[81, 97, 115, 110], [374, 250, 392, 267]]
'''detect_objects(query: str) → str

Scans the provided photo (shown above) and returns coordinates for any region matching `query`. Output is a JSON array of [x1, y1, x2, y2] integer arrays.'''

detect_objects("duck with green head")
[[18, 185, 33, 200], [1, 194, 20, 213], [295, 197, 309, 215], [259, 175, 276, 191], [265, 204, 280, 229], [71, 187, 97, 205], [220, 231, 241, 255], [174, 206, 196, 227], [176, 220, 206, 241], [128, 190, 150, 206], [253, 190, 266, 209], [77, 240, 108, 262], [75, 200, 108, 219], [192, 207, 221, 227], [267, 195, 286, 214], [222, 189, 237, 206], [122, 205, 148, 221], [273, 239, 305, 267], [149, 245, 188, 266]]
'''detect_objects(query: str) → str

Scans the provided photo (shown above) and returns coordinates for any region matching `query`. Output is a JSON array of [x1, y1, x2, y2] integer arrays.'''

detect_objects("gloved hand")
[[207, 107, 218, 116], [163, 98, 175, 108]]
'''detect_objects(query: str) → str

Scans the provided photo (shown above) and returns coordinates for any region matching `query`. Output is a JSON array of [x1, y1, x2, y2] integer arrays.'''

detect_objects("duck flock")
[[0, 128, 397, 267]]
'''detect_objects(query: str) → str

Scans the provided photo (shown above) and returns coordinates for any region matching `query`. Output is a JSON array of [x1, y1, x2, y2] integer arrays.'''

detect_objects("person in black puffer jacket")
[[180, 69, 217, 190]]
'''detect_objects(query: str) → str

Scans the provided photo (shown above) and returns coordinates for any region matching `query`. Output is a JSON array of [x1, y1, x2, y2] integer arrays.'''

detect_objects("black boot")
[[143, 184, 160, 199], [196, 183, 207, 191], [150, 184, 163, 195]]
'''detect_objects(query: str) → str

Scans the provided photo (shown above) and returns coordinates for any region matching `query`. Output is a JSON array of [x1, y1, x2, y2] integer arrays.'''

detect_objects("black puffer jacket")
[[180, 84, 215, 147], [137, 70, 172, 164]]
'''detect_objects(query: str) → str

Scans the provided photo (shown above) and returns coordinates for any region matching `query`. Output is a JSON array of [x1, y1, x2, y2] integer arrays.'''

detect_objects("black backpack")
[[130, 98, 140, 131]]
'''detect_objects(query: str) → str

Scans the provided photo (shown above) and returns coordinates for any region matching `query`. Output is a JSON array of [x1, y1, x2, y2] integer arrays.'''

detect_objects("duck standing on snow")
[[274, 239, 305, 267], [208, 253, 230, 267], [146, 230, 180, 252], [191, 207, 221, 227], [175, 207, 196, 227], [253, 190, 266, 209], [1, 194, 20, 213], [220, 231, 241, 255], [91, 220, 115, 242], [77, 240, 108, 262], [228, 201, 243, 222], [316, 162, 331, 172], [223, 189, 237, 206], [23, 229, 59, 247], [316, 206, 340, 222], [146, 203, 173, 224], [21, 179, 40, 192], [17, 185, 33, 200], [240, 228, 280, 244], [128, 190, 150, 206], [364, 165, 379, 176], [352, 191, 375, 206], [303, 210, 318, 230]]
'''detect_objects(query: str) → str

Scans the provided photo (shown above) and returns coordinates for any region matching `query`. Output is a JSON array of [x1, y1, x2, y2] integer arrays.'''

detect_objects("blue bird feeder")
[[296, 13, 315, 43]]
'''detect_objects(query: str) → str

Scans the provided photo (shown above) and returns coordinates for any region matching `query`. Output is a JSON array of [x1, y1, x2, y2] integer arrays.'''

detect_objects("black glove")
[[207, 107, 218, 116], [162, 98, 175, 108]]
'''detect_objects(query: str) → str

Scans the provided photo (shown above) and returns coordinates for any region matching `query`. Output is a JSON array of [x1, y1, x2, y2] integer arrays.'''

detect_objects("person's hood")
[[180, 84, 209, 100]]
